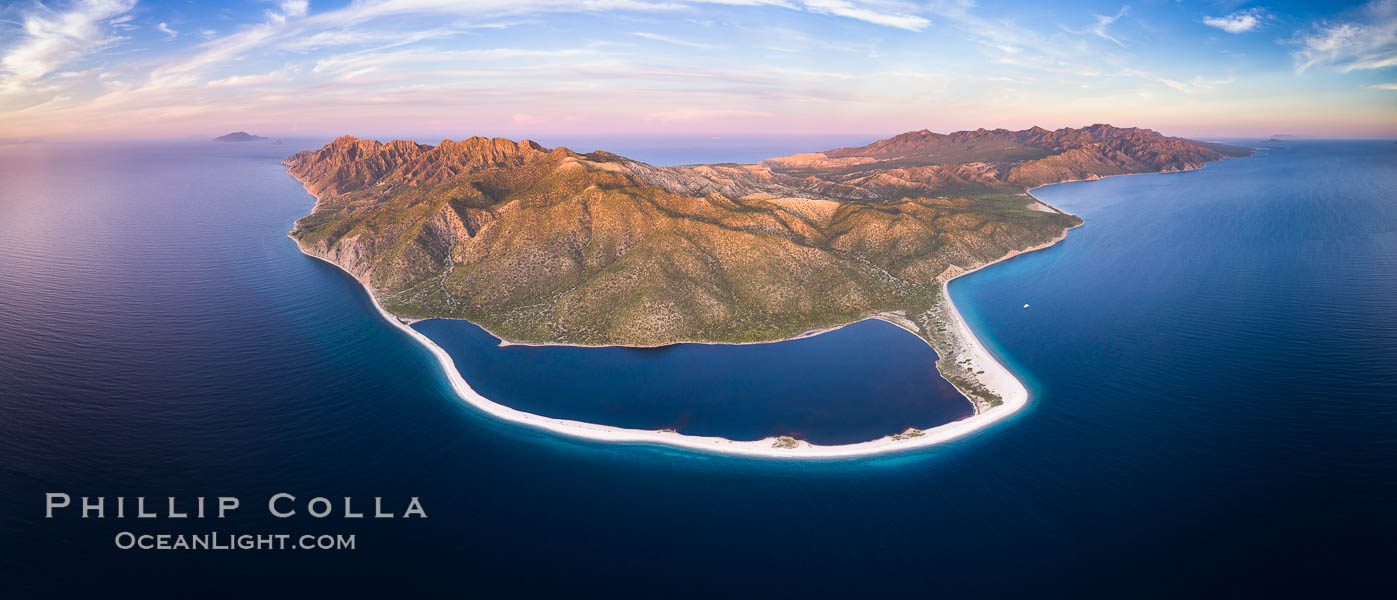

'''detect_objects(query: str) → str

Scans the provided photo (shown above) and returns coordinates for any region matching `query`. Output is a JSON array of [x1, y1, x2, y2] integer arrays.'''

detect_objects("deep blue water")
[[413, 317, 969, 445], [1, 138, 1394, 596]]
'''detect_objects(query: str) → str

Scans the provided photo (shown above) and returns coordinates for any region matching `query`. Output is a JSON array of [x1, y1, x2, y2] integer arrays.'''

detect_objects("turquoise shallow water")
[[0, 139, 1394, 596]]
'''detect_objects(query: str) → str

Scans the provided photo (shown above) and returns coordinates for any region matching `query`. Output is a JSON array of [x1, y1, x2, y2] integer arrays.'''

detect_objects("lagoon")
[[412, 316, 970, 446]]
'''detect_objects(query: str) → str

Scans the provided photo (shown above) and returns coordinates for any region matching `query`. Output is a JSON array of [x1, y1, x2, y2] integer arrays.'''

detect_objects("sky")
[[0, 0, 1394, 141]]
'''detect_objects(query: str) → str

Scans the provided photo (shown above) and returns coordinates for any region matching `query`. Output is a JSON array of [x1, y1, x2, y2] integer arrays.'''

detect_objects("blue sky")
[[1, 0, 1393, 140]]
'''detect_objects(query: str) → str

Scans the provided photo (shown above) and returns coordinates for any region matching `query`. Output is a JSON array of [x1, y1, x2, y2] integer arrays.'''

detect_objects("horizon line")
[[5, 129, 1393, 146]]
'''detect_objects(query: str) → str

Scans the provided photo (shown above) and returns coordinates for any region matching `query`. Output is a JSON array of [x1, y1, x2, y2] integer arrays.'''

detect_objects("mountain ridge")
[[284, 125, 1245, 352], [284, 124, 1247, 409]]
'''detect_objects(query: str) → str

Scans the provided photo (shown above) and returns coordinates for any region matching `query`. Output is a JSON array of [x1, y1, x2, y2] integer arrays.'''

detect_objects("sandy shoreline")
[[294, 231, 1053, 458]]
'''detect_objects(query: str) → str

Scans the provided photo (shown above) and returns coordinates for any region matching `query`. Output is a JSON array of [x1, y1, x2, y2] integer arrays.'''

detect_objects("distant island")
[[214, 131, 267, 143], [284, 125, 1249, 420]]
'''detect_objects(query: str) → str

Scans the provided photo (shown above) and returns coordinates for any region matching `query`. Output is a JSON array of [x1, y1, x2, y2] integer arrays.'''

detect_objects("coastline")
[[288, 158, 1242, 458], [293, 230, 1050, 458]]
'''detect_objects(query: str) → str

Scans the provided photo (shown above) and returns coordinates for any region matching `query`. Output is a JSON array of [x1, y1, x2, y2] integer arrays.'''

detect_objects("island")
[[284, 124, 1249, 456], [215, 131, 267, 143]]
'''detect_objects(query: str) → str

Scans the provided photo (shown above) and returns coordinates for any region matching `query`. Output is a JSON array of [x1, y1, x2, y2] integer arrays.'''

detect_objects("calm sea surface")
[[0, 138, 1393, 596]]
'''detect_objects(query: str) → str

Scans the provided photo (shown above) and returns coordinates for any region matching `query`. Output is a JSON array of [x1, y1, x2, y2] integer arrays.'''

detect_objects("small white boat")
[[1023, 303, 1030, 309]]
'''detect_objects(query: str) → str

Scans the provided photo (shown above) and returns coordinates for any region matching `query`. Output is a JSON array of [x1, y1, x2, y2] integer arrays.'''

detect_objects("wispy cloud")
[[311, 46, 600, 79], [280, 27, 468, 52], [83, 0, 930, 96], [1291, 0, 1397, 73], [754, 26, 881, 57], [280, 1, 310, 19], [307, 0, 662, 27], [1369, 81, 1397, 89], [205, 66, 300, 89], [1157, 77, 1188, 92], [307, 0, 931, 31], [1086, 6, 1129, 46], [146, 24, 283, 89], [1189, 74, 1237, 90], [930, 1, 1109, 78], [797, 0, 929, 31], [2, 0, 1393, 139], [0, 0, 137, 94], [1203, 9, 1266, 34], [1118, 67, 1233, 94], [633, 32, 716, 49]]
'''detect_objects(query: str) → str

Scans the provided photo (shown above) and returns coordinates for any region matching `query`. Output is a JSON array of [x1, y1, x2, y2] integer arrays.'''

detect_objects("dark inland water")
[[0, 138, 1394, 596]]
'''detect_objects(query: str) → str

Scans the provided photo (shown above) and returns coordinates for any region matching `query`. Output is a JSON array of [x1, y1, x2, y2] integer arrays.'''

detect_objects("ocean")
[[0, 138, 1393, 596]]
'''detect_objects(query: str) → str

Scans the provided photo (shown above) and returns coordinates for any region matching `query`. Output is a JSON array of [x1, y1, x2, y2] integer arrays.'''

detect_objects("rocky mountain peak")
[[283, 135, 558, 197]]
